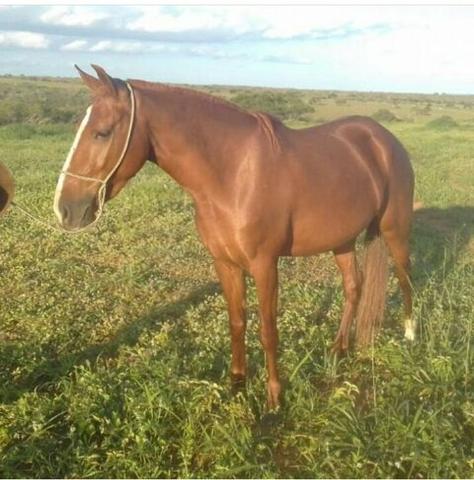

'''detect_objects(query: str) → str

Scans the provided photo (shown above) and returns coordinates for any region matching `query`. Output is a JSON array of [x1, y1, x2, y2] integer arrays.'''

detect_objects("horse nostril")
[[82, 204, 93, 223]]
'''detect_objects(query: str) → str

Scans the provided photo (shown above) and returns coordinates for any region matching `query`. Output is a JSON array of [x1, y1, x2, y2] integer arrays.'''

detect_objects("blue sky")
[[1, 5, 474, 93]]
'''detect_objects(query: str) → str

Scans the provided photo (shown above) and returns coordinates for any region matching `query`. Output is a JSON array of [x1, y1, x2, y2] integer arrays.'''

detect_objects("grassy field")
[[0, 76, 473, 478]]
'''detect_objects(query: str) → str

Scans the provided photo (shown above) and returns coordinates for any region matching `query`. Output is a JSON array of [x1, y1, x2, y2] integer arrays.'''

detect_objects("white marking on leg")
[[404, 318, 416, 341], [53, 105, 93, 224]]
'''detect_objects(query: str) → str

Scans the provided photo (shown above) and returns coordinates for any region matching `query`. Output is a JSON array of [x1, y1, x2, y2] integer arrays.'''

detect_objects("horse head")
[[54, 65, 149, 231]]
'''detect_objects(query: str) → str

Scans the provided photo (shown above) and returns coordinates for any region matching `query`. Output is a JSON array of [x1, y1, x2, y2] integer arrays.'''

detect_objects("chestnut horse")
[[54, 65, 414, 408]]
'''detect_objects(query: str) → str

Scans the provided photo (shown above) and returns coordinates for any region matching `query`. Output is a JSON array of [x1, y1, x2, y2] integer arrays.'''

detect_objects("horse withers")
[[54, 65, 415, 408]]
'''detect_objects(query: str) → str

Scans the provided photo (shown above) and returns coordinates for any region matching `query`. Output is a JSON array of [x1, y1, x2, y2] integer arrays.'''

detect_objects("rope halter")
[[60, 81, 136, 231]]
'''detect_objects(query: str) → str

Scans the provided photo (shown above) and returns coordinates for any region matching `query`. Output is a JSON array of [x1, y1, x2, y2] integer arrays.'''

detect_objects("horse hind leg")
[[380, 226, 414, 341], [378, 140, 414, 341], [331, 240, 362, 353]]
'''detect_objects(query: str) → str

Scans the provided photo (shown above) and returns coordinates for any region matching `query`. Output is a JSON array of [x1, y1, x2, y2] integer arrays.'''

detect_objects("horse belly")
[[289, 182, 376, 256]]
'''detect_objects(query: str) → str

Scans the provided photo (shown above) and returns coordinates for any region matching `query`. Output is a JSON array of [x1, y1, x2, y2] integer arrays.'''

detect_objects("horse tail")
[[355, 221, 389, 347]]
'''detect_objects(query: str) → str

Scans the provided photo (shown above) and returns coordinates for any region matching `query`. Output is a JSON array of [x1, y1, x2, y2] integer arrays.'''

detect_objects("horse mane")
[[128, 79, 248, 115], [128, 78, 283, 152]]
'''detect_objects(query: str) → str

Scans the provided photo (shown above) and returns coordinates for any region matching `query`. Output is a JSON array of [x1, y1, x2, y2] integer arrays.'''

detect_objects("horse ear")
[[91, 64, 117, 97], [75, 64, 101, 92]]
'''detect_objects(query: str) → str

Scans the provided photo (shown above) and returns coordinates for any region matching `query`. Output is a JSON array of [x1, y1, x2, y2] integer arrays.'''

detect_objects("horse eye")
[[94, 129, 111, 139]]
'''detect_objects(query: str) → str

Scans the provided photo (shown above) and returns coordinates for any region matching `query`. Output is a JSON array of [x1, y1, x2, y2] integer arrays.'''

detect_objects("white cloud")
[[89, 40, 163, 54], [3, 5, 474, 92], [187, 45, 241, 60], [61, 40, 88, 51], [88, 40, 111, 52], [260, 53, 313, 65], [270, 12, 474, 91], [61, 38, 178, 55], [40, 6, 107, 27], [80, 40, 309, 65], [125, 6, 392, 40], [127, 6, 255, 36], [0, 31, 49, 49]]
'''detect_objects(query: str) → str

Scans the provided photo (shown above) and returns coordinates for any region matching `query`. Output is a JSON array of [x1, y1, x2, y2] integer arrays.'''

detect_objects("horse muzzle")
[[55, 196, 98, 231]]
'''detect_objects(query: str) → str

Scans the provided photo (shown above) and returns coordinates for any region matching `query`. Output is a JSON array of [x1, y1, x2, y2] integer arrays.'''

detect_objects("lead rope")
[[10, 200, 66, 233], [9, 81, 136, 234]]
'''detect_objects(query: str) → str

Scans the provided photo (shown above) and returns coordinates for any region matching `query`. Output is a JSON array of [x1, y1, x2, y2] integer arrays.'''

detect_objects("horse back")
[[264, 115, 413, 255]]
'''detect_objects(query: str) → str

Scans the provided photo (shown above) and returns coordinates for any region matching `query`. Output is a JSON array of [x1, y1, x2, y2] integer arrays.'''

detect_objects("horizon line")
[[1, 72, 473, 98]]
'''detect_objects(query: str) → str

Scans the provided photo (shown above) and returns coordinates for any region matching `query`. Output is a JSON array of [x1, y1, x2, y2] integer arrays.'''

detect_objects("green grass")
[[426, 115, 459, 130], [0, 77, 473, 478]]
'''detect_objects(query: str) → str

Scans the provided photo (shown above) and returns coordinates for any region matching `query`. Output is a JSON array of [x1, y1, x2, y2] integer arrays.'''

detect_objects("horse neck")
[[136, 84, 256, 197]]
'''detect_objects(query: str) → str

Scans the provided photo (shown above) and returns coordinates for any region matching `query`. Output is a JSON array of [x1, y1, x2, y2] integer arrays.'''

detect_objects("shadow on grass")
[[412, 205, 473, 281], [2, 207, 472, 405], [380, 205, 473, 328], [0, 281, 220, 404]]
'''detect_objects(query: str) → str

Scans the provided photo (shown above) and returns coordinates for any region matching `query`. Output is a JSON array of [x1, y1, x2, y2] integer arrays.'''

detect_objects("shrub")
[[413, 104, 432, 116], [426, 115, 459, 129], [230, 91, 313, 121], [0, 77, 89, 125], [371, 109, 400, 122]]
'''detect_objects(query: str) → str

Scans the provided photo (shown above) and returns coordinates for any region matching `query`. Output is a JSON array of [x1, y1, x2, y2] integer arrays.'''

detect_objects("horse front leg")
[[214, 259, 247, 389], [251, 257, 281, 409]]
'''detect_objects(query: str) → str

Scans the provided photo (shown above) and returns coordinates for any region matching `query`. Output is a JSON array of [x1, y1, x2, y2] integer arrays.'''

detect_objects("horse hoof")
[[331, 338, 349, 356], [230, 373, 246, 394], [266, 381, 282, 411]]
